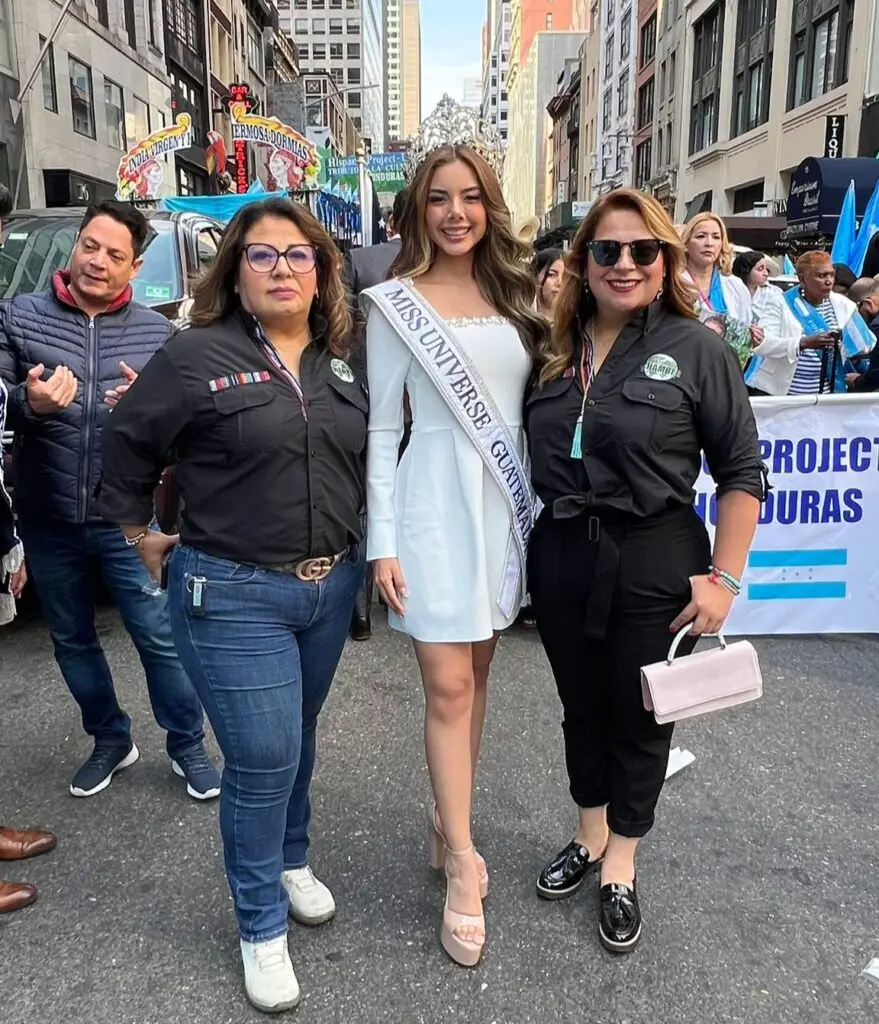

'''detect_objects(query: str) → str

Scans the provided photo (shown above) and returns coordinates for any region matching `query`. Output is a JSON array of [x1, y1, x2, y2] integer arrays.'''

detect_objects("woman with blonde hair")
[[525, 189, 765, 954], [682, 212, 753, 365], [362, 98, 546, 966]]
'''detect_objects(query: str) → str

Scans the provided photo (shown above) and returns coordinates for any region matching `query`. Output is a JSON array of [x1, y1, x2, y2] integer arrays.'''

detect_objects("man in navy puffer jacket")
[[0, 201, 220, 801]]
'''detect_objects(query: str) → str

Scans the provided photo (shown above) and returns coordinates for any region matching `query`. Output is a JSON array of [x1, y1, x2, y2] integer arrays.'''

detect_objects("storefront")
[[786, 156, 879, 243], [42, 169, 117, 207]]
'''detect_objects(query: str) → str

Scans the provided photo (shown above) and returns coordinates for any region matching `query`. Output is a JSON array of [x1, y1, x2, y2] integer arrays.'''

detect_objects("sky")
[[420, 0, 484, 117]]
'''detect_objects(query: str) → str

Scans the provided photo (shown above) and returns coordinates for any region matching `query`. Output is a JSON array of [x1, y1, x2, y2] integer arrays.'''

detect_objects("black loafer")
[[598, 880, 642, 953], [536, 839, 604, 900]]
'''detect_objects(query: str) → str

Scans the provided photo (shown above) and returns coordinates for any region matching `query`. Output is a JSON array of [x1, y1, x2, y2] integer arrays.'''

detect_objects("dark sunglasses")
[[243, 243, 317, 275], [586, 239, 665, 267]]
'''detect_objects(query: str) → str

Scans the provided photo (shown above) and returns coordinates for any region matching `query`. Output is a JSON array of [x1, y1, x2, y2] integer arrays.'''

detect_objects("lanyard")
[[570, 336, 595, 460], [253, 323, 308, 421]]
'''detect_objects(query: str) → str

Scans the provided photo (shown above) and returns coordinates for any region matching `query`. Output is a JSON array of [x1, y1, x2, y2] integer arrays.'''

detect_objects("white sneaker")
[[281, 866, 336, 926], [240, 936, 300, 1013]]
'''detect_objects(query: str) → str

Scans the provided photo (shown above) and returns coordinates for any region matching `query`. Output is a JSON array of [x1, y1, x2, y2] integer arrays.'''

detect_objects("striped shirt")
[[788, 296, 838, 395]]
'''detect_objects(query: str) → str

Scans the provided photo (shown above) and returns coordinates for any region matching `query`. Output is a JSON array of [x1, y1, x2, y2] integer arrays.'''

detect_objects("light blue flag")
[[782, 255, 796, 275], [849, 177, 879, 275], [830, 179, 857, 268]]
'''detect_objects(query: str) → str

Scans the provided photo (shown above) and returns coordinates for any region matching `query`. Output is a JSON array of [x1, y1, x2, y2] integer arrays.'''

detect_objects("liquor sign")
[[115, 114, 193, 200], [824, 115, 846, 159], [221, 84, 259, 193]]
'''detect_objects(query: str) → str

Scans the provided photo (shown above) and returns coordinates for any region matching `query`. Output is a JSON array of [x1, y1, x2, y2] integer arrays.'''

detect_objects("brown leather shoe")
[[0, 881, 38, 913], [0, 826, 57, 862]]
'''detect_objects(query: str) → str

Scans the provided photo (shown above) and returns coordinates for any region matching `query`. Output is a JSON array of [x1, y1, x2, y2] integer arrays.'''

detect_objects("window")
[[133, 95, 150, 142], [294, 0, 306, 7], [637, 77, 654, 129], [69, 56, 96, 138], [733, 181, 764, 213], [247, 23, 264, 75], [689, 3, 723, 154], [104, 79, 126, 149], [347, 66, 360, 84], [352, 115, 362, 129], [299, 43, 309, 58], [640, 14, 656, 67], [545, 12, 552, 28], [313, 0, 325, 6], [602, 88, 612, 131], [329, 42, 343, 58], [312, 42, 326, 58], [329, 18, 343, 33], [620, 12, 630, 59], [39, 37, 58, 113], [491, 55, 497, 69], [669, 50, 676, 97], [617, 71, 628, 117], [313, 17, 326, 32], [635, 138, 652, 187], [330, 0, 342, 7], [294, 17, 308, 32], [95, 0, 109, 26], [787, 2, 851, 110], [123, 0, 137, 48], [166, 0, 201, 52], [346, 18, 359, 33], [347, 41, 360, 58], [331, 67, 344, 83], [347, 91, 361, 108], [604, 34, 614, 77], [148, 0, 158, 46], [731, 0, 774, 136], [666, 124, 673, 163]]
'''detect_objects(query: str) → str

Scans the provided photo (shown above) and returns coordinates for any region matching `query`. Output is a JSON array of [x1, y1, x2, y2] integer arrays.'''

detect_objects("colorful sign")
[[115, 114, 193, 200], [367, 151, 407, 194], [695, 395, 879, 635], [230, 102, 321, 193]]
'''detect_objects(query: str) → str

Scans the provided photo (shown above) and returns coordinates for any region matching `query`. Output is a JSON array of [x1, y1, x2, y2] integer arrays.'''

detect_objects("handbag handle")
[[666, 625, 727, 665]]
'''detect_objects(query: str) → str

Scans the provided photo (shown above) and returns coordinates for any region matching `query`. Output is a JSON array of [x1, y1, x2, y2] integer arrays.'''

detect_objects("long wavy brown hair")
[[188, 197, 352, 357], [391, 145, 547, 357], [681, 212, 735, 275], [542, 189, 696, 384]]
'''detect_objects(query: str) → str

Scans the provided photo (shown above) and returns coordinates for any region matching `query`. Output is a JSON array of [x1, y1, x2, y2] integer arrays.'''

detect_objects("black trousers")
[[528, 504, 710, 838]]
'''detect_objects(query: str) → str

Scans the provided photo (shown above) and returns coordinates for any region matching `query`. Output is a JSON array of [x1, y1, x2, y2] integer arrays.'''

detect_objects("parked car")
[[0, 207, 223, 539]]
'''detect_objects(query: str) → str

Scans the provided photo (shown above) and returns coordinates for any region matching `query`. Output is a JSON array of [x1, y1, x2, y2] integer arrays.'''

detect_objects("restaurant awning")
[[786, 157, 879, 238]]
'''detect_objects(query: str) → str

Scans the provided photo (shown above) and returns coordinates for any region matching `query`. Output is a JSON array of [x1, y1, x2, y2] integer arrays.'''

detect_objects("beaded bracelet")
[[707, 565, 742, 596]]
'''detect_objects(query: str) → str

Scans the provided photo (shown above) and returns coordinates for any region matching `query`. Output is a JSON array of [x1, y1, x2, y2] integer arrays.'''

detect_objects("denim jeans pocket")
[[191, 549, 263, 585]]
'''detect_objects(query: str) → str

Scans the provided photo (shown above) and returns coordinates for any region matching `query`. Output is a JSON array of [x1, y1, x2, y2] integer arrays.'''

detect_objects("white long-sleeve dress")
[[363, 295, 532, 643]]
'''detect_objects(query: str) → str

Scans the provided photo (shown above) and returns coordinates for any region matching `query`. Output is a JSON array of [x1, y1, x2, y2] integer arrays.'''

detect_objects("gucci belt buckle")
[[295, 555, 336, 582]]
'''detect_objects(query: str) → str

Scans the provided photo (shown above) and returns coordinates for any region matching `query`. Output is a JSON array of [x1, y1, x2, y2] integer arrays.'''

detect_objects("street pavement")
[[1, 606, 877, 1024]]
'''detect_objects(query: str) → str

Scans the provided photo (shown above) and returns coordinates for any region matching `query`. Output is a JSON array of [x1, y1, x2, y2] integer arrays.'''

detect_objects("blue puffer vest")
[[0, 272, 171, 524]]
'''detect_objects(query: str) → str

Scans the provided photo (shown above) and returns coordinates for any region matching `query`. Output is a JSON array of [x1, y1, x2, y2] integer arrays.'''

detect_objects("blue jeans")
[[19, 520, 205, 760], [167, 544, 363, 943]]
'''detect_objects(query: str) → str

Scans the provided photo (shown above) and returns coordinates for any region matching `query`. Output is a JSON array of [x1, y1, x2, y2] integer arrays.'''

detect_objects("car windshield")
[[0, 215, 183, 306]]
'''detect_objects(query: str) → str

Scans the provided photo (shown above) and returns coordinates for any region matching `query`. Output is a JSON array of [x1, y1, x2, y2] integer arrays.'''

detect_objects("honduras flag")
[[830, 179, 857, 269]]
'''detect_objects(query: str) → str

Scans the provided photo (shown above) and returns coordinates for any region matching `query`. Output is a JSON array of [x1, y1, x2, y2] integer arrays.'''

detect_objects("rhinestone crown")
[[404, 94, 506, 185]]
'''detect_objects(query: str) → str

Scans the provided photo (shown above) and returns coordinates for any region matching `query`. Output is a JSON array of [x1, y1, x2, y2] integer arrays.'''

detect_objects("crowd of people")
[[0, 98, 873, 1014]]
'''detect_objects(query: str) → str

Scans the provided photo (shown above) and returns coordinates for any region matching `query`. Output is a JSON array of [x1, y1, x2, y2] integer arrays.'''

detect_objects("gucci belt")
[[262, 550, 346, 582]]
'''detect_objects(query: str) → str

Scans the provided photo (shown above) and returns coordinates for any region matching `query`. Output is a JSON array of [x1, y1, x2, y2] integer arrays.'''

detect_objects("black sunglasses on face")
[[243, 243, 318, 275], [586, 239, 665, 267]]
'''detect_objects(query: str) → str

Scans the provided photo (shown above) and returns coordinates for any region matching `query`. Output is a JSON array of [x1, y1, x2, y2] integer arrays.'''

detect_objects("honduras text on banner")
[[694, 394, 879, 635]]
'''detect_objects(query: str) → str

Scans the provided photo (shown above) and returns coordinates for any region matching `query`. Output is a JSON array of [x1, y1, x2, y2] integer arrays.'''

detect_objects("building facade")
[[594, 0, 638, 192], [646, 0, 684, 214], [504, 29, 586, 225], [632, 0, 657, 191], [578, 0, 601, 200], [270, 72, 361, 158], [673, 0, 867, 222], [0, 0, 23, 199], [384, 0, 421, 143], [481, 0, 511, 145], [283, 0, 384, 152], [7, 0, 172, 207]]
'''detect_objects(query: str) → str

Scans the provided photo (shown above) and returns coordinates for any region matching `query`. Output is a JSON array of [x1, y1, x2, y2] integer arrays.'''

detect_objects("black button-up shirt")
[[98, 311, 367, 566], [525, 304, 766, 517]]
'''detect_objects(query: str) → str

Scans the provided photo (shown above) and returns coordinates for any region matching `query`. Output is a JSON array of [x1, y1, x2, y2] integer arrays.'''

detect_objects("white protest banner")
[[695, 394, 879, 635]]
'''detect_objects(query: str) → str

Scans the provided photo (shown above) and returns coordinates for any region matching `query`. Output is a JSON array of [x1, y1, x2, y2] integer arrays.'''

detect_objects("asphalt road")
[[1, 607, 877, 1024]]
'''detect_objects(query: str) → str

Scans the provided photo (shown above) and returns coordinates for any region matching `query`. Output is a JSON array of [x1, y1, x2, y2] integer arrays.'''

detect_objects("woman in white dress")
[[361, 101, 546, 967]]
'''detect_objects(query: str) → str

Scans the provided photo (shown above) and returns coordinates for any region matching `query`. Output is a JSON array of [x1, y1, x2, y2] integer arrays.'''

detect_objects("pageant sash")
[[364, 279, 531, 618]]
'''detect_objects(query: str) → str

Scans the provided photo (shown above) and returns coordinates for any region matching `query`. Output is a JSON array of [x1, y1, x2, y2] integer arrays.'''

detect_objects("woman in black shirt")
[[525, 189, 765, 954], [99, 198, 366, 1013]]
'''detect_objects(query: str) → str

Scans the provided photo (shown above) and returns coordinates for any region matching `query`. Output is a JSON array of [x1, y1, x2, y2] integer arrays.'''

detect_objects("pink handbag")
[[641, 626, 763, 725]]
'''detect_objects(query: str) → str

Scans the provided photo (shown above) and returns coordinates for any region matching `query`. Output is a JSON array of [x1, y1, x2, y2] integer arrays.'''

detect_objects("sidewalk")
[[1, 608, 877, 1023]]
